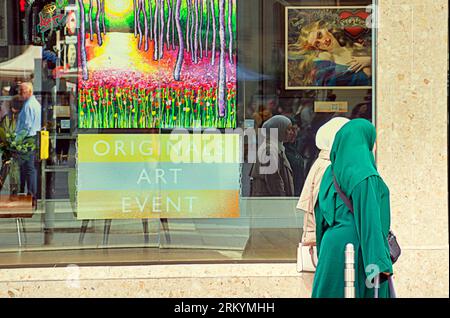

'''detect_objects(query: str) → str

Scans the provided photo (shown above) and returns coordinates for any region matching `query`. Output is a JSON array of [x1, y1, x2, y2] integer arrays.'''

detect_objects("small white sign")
[[65, 36, 78, 44], [60, 120, 71, 129], [244, 120, 255, 129]]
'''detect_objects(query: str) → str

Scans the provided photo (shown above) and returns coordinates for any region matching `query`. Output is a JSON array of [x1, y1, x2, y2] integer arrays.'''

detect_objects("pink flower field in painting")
[[78, 0, 237, 129]]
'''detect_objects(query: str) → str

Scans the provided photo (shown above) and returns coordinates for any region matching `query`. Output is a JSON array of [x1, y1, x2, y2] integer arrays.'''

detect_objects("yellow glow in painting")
[[105, 0, 132, 17], [88, 33, 158, 74]]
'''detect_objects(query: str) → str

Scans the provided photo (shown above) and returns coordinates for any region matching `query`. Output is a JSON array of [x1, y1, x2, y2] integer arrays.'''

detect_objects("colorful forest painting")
[[77, 0, 237, 129]]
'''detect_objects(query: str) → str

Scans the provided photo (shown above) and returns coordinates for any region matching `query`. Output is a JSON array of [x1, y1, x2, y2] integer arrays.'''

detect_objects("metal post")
[[19, 218, 27, 244], [16, 218, 22, 247], [344, 243, 355, 298], [374, 274, 380, 298]]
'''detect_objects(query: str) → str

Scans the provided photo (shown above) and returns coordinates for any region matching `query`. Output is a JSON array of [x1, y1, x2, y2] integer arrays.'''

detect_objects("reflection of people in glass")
[[8, 78, 22, 96], [252, 104, 273, 128], [290, 21, 372, 86], [16, 83, 42, 206], [351, 102, 372, 121], [297, 117, 349, 249], [312, 119, 393, 298], [284, 116, 305, 197], [295, 102, 322, 179], [249, 115, 295, 197], [0, 87, 10, 121]]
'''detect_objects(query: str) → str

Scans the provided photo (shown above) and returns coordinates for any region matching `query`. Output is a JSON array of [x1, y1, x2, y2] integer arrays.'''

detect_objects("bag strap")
[[332, 171, 354, 214], [309, 246, 317, 268], [300, 196, 309, 242]]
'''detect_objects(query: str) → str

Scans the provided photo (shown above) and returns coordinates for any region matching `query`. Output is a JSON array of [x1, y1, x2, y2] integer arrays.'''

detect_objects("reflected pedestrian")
[[250, 115, 295, 197], [16, 82, 42, 207]]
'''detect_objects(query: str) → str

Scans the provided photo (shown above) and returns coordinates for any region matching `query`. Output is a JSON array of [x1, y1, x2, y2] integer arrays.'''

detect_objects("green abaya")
[[311, 119, 393, 298]]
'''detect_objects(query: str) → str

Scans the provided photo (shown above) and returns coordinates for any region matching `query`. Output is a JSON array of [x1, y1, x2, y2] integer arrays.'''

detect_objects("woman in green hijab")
[[312, 119, 393, 298]]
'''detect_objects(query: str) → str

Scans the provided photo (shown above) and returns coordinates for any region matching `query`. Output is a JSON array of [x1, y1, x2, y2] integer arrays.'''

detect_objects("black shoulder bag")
[[332, 173, 401, 264]]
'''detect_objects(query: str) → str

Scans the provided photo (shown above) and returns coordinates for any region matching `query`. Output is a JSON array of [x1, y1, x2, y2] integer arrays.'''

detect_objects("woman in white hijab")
[[297, 117, 350, 246]]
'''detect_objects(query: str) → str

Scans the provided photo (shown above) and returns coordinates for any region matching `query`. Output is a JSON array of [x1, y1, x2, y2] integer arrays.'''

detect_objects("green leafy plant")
[[0, 116, 36, 160]]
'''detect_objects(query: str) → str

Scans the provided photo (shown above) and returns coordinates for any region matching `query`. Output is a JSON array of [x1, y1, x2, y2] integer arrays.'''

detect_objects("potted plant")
[[0, 116, 36, 192]]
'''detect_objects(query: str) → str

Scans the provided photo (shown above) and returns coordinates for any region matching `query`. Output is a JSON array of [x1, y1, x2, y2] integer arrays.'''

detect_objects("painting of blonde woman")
[[286, 7, 373, 89]]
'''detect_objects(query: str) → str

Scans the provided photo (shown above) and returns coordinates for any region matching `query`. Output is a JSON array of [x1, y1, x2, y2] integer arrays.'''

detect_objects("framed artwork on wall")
[[77, 0, 237, 130], [285, 6, 373, 90]]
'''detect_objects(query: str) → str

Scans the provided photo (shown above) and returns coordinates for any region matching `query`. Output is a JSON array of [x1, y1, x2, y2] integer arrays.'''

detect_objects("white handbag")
[[297, 242, 318, 273]]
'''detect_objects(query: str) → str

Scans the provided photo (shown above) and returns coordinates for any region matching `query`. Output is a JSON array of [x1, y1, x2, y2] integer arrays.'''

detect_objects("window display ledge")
[[0, 263, 305, 282]]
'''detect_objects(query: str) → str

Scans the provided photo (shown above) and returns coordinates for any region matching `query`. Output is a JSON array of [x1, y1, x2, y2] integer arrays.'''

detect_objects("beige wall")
[[0, 0, 448, 298], [376, 0, 449, 297]]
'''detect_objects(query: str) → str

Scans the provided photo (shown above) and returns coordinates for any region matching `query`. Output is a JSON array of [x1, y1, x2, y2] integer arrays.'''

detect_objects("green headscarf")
[[331, 119, 379, 194], [318, 119, 379, 227]]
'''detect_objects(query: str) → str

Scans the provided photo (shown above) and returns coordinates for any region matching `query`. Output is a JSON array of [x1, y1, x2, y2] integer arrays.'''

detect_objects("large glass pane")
[[0, 0, 376, 266]]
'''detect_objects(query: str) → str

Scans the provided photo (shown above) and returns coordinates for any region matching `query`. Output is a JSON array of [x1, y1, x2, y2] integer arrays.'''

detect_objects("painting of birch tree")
[[78, 0, 237, 129]]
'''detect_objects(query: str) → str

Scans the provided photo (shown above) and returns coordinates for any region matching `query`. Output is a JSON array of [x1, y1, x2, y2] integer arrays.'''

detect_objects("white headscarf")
[[297, 116, 350, 244], [315, 117, 350, 151]]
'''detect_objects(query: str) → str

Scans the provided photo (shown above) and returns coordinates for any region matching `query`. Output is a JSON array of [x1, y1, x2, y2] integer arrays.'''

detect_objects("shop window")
[[0, 0, 375, 266]]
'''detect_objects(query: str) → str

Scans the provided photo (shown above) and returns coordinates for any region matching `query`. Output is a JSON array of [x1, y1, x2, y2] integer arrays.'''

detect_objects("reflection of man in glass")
[[16, 83, 42, 206], [252, 104, 273, 129], [8, 78, 22, 96], [289, 20, 372, 87]]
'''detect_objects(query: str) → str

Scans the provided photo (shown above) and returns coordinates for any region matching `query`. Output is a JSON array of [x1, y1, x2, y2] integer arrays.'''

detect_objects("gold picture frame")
[[285, 6, 374, 90]]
